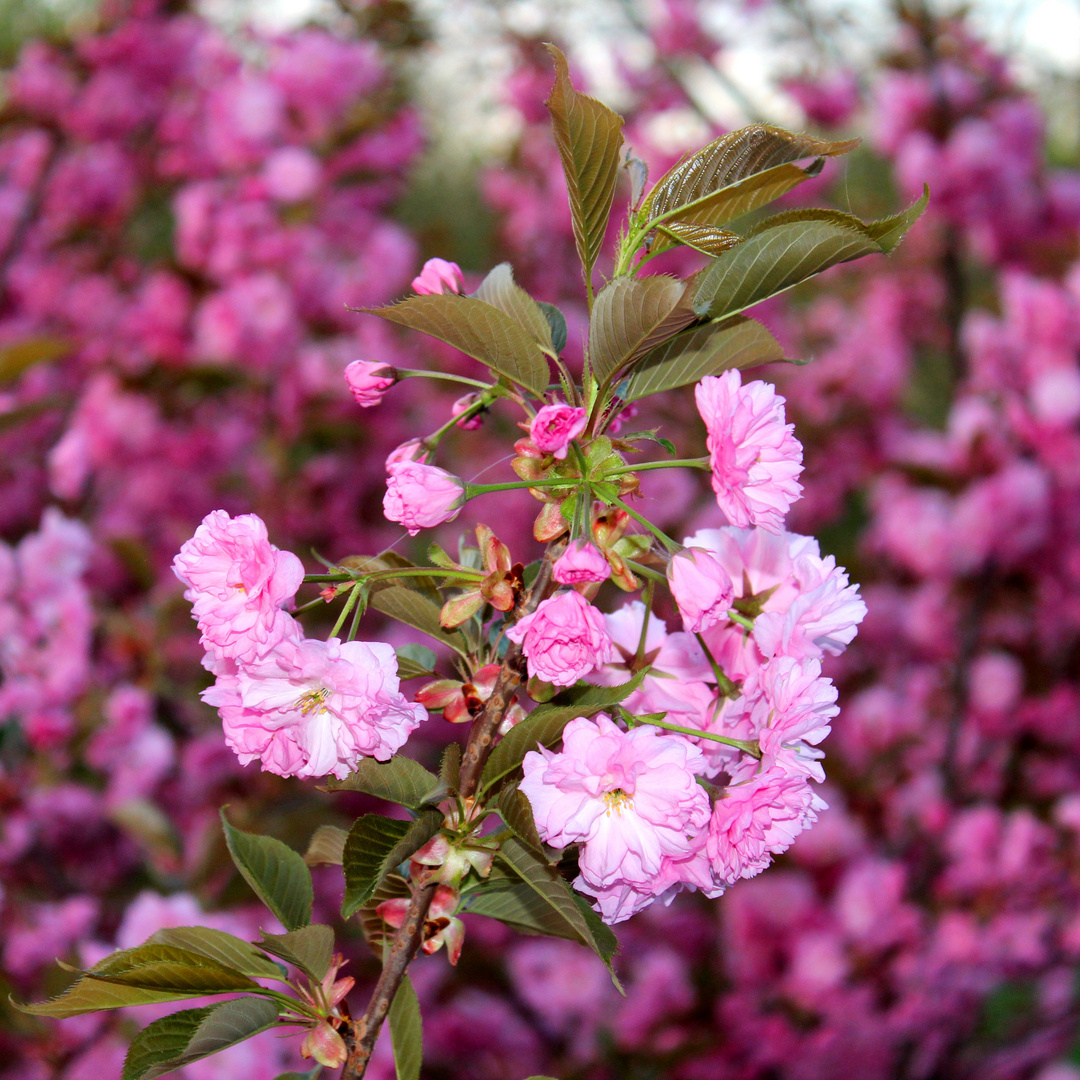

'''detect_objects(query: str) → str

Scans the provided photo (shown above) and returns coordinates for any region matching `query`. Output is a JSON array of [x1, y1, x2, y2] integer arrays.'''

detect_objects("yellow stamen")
[[295, 687, 331, 715], [603, 788, 632, 815]]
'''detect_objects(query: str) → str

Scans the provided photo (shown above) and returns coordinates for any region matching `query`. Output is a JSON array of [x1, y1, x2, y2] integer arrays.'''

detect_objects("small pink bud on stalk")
[[411, 257, 465, 295], [385, 437, 431, 466], [301, 1020, 348, 1069], [343, 359, 397, 407], [553, 539, 611, 585], [383, 461, 465, 535], [452, 392, 485, 429]]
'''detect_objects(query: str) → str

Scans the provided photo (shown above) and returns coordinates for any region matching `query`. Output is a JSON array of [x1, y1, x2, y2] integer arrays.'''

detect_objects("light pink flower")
[[203, 635, 425, 780], [706, 764, 818, 883], [695, 371, 804, 533], [412, 257, 464, 295], [172, 510, 305, 663], [344, 359, 397, 407], [385, 438, 430, 467], [505, 590, 614, 686], [530, 403, 588, 460], [521, 714, 709, 895], [553, 539, 611, 585], [667, 547, 734, 633], [383, 461, 465, 535]]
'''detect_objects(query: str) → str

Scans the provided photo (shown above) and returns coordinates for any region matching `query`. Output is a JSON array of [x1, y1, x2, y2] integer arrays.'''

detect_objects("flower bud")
[[553, 539, 611, 584], [667, 547, 735, 633], [344, 359, 397, 407], [301, 1021, 348, 1069], [452, 393, 484, 429], [412, 257, 465, 295], [531, 403, 588, 460], [386, 438, 430, 467], [383, 462, 465, 536]]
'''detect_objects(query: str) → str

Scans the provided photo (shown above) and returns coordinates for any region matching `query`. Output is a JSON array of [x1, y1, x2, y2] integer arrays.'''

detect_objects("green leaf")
[[546, 44, 625, 288], [258, 925, 335, 983], [464, 879, 582, 939], [0, 336, 71, 384], [371, 585, 470, 657], [220, 811, 313, 932], [122, 997, 281, 1080], [272, 1071, 321, 1080], [87, 944, 259, 993], [537, 302, 568, 354], [643, 125, 858, 233], [324, 756, 439, 809], [692, 188, 929, 320], [304, 825, 348, 867], [395, 643, 437, 680], [473, 263, 554, 351], [341, 811, 443, 918], [655, 221, 743, 257], [481, 671, 648, 790], [13, 977, 227, 1019], [588, 275, 696, 385], [572, 893, 619, 969], [623, 316, 789, 402], [498, 837, 616, 969], [367, 294, 550, 397], [496, 784, 546, 855], [147, 928, 285, 982], [439, 742, 461, 794], [388, 975, 423, 1080]]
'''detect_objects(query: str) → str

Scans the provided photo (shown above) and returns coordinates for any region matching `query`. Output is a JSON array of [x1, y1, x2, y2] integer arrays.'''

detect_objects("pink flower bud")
[[667, 547, 735, 633], [531, 403, 588, 460], [553, 539, 611, 584], [344, 359, 397, 407], [301, 1021, 348, 1069], [412, 257, 465, 295], [386, 438, 430, 467], [452, 393, 484, 429], [383, 461, 465, 536]]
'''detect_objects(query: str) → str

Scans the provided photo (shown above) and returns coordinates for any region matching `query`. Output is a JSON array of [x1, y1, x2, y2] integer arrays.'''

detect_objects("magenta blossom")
[[451, 393, 484, 429], [530, 403, 588, 460], [203, 635, 426, 780], [172, 510, 305, 663], [344, 359, 397, 407], [553, 539, 611, 585], [521, 715, 709, 905], [667, 547, 735, 633], [383, 461, 465, 535], [695, 371, 804, 533], [505, 590, 614, 686], [411, 257, 464, 295]]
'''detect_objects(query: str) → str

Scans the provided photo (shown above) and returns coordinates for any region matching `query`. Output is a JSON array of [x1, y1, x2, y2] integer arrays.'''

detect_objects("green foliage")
[[258, 925, 335, 983], [341, 810, 443, 917], [496, 784, 546, 855], [692, 188, 930, 320], [395, 643, 437, 679], [0, 337, 70, 385], [367, 293, 550, 396], [388, 975, 423, 1080], [480, 670, 648, 790], [357, 873, 411, 955], [303, 825, 348, 867], [324, 755, 439, 808], [473, 263, 555, 351], [122, 997, 281, 1080], [221, 811, 313, 931], [537, 302, 568, 354], [545, 44, 625, 291], [146, 927, 285, 982], [623, 316, 789, 402], [588, 275, 695, 384]]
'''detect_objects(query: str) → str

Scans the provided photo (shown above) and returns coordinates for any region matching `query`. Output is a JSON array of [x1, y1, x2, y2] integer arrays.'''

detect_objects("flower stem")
[[609, 457, 710, 474], [728, 610, 755, 632], [694, 632, 741, 698], [631, 713, 761, 758], [396, 368, 491, 389], [465, 478, 576, 498], [329, 585, 362, 639], [609, 495, 681, 554]]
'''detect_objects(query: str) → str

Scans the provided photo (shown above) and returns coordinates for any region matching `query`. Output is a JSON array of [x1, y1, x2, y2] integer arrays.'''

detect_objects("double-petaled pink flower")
[[530, 403, 588, 460], [695, 371, 804, 534], [203, 634, 426, 780], [506, 590, 614, 686], [383, 461, 465, 535], [172, 510, 304, 663], [521, 715, 709, 909], [667, 547, 735, 633]]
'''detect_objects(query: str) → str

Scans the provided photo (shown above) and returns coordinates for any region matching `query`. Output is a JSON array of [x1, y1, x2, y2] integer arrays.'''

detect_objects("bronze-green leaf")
[[656, 221, 743, 257], [623, 317, 789, 402], [146, 928, 285, 982], [388, 975, 423, 1080], [367, 294, 550, 397], [258, 925, 335, 983], [546, 44, 625, 290], [473, 263, 554, 351], [324, 755, 439, 808]]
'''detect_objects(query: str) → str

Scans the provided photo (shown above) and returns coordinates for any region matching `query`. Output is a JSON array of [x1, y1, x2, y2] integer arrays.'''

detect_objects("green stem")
[[609, 457, 710, 474], [329, 584, 362, 639], [626, 558, 666, 585], [635, 581, 655, 666], [728, 610, 755, 632], [632, 714, 761, 758], [465, 478, 577, 498], [610, 495, 680, 554], [694, 631, 740, 698], [397, 369, 491, 390], [303, 566, 484, 585]]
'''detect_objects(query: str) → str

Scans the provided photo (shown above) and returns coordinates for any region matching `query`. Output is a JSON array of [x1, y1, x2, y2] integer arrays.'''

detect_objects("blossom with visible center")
[[695, 371, 804, 534]]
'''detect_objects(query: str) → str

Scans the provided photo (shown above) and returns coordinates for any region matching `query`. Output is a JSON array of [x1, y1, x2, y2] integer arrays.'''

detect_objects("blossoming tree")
[[17, 47, 924, 1080]]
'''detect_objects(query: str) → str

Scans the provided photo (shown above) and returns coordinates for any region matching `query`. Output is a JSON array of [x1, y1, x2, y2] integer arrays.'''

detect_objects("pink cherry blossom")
[[203, 634, 426, 779], [344, 359, 397, 407], [553, 539, 611, 585], [383, 461, 465, 535], [411, 257, 464, 295], [379, 884, 464, 963], [667, 547, 735, 633], [505, 590, 614, 686], [530, 403, 588, 460], [172, 510, 305, 663], [695, 370, 804, 533], [521, 714, 709, 900]]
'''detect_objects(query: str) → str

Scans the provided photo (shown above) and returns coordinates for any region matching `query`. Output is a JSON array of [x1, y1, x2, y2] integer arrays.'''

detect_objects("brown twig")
[[340, 874, 438, 1080]]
